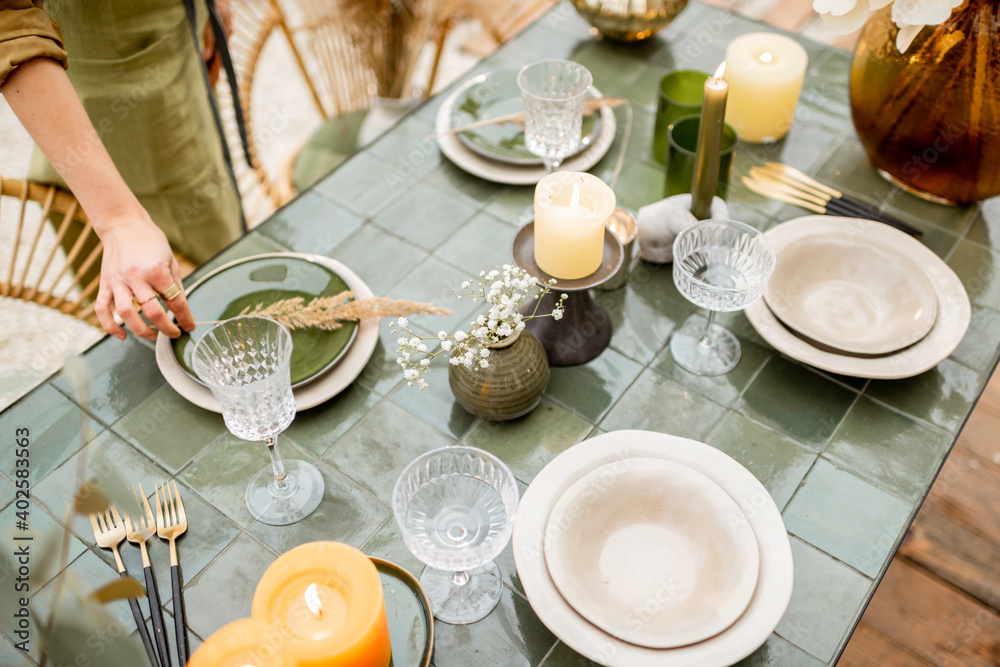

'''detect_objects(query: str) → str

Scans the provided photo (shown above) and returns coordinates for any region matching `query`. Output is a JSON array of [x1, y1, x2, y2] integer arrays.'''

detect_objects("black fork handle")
[[122, 570, 159, 667], [171, 564, 189, 665], [145, 565, 172, 667]]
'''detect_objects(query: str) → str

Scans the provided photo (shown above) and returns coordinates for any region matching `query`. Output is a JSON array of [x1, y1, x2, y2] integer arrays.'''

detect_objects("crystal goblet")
[[517, 59, 593, 173], [671, 219, 776, 376], [392, 445, 519, 625], [192, 316, 324, 525]]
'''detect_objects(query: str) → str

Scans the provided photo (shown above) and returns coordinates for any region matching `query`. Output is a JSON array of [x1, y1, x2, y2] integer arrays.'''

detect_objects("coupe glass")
[[671, 220, 776, 376], [392, 446, 519, 625], [517, 59, 593, 173], [192, 316, 324, 525]]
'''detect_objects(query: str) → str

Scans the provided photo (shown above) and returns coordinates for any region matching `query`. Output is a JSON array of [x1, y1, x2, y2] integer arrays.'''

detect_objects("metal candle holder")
[[511, 222, 624, 366]]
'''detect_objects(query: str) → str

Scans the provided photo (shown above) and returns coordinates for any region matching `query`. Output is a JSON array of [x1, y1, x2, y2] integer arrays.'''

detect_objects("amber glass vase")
[[849, 0, 1000, 205]]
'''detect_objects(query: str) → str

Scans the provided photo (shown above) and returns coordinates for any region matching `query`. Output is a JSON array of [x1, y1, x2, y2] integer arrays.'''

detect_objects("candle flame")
[[304, 583, 324, 619], [570, 183, 581, 208], [712, 62, 726, 82], [760, 51, 773, 64]]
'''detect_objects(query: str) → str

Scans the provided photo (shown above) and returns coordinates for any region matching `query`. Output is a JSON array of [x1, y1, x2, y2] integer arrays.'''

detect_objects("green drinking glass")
[[653, 70, 708, 163], [664, 115, 739, 199]]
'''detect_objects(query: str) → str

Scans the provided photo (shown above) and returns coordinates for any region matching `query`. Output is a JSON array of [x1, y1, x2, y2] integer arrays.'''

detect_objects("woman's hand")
[[94, 210, 196, 342]]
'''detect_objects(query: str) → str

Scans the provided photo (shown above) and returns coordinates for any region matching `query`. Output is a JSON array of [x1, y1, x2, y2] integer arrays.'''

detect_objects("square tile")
[[950, 305, 1000, 370], [313, 152, 408, 218], [600, 372, 727, 441], [371, 181, 478, 252], [249, 462, 389, 552], [31, 549, 133, 632], [191, 233, 287, 280], [738, 357, 856, 450], [284, 384, 380, 457], [568, 40, 648, 92], [776, 537, 872, 664], [326, 224, 427, 295], [864, 359, 983, 433], [0, 635, 35, 665], [51, 336, 164, 425], [179, 432, 313, 527], [32, 430, 170, 544], [824, 397, 951, 502], [386, 256, 481, 334], [366, 114, 441, 180], [0, 502, 86, 592], [651, 328, 771, 406], [425, 159, 504, 207], [947, 239, 1000, 312], [812, 139, 895, 204], [707, 412, 817, 511], [435, 211, 519, 276], [465, 399, 593, 484], [182, 534, 276, 639], [610, 159, 668, 212], [732, 634, 825, 667], [256, 192, 364, 255], [431, 586, 557, 667], [322, 401, 454, 503], [0, 384, 102, 485], [883, 189, 974, 236], [0, 478, 13, 511], [783, 460, 912, 577], [592, 261, 695, 364], [355, 325, 407, 396], [388, 355, 477, 440], [544, 348, 644, 422], [113, 383, 226, 473], [483, 187, 535, 226], [964, 196, 1000, 250], [538, 641, 602, 666]]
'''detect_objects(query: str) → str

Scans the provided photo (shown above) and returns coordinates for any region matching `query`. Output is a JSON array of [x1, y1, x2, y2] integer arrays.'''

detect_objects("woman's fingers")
[[113, 282, 156, 341], [95, 283, 126, 340]]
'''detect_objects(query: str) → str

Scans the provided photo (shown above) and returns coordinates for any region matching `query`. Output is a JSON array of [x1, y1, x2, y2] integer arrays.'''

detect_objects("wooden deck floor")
[[695, 1, 1000, 663]]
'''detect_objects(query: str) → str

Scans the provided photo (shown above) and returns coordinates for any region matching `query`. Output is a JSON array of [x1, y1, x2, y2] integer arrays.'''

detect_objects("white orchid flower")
[[815, 0, 960, 52], [813, 0, 890, 34]]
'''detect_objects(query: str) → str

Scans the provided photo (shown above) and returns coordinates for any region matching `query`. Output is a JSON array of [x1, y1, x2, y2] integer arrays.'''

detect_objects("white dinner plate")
[[544, 458, 760, 649], [513, 430, 794, 667], [155, 253, 379, 412], [764, 233, 938, 355], [746, 216, 971, 379], [435, 73, 617, 185]]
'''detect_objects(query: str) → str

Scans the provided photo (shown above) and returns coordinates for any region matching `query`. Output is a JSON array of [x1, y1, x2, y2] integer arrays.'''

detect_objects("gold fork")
[[90, 505, 159, 667], [125, 485, 172, 667], [156, 481, 189, 665]]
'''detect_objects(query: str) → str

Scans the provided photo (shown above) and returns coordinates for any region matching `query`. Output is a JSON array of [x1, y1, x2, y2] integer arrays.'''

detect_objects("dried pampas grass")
[[238, 291, 452, 331]]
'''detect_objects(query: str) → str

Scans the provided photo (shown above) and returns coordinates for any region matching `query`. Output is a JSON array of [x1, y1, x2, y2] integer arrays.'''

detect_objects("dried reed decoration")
[[238, 291, 452, 330]]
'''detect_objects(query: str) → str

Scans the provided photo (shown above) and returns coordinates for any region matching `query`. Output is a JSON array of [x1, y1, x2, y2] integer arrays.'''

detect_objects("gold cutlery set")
[[90, 481, 189, 667]]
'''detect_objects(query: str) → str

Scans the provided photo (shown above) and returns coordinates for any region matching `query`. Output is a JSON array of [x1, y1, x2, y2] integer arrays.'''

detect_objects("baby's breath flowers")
[[392, 265, 567, 389]]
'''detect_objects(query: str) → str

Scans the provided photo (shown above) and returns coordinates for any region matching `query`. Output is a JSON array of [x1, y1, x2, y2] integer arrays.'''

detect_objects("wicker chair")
[[0, 177, 101, 327]]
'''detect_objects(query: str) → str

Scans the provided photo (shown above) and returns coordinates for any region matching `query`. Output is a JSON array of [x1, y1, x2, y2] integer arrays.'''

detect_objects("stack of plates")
[[512, 430, 794, 667], [435, 71, 617, 185], [155, 253, 380, 412], [745, 216, 971, 380]]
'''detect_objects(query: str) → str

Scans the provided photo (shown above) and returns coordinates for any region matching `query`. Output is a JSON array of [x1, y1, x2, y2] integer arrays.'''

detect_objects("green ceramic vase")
[[448, 331, 550, 421]]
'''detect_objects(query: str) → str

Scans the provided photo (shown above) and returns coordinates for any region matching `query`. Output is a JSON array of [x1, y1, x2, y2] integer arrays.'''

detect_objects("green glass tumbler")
[[664, 115, 739, 198], [653, 70, 708, 163]]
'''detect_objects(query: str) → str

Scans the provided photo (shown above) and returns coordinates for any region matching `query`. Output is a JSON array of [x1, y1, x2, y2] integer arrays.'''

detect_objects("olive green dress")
[[27, 0, 243, 265]]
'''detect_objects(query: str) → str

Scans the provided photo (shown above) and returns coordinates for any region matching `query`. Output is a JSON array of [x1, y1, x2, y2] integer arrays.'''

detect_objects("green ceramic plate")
[[451, 70, 602, 165], [372, 558, 434, 667], [171, 256, 358, 388]]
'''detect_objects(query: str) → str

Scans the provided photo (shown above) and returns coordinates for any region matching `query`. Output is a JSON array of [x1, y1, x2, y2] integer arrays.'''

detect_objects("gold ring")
[[133, 295, 157, 309], [112, 309, 125, 327], [159, 282, 182, 300]]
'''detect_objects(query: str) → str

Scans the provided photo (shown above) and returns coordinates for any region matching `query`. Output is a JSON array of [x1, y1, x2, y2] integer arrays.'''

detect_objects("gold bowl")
[[570, 0, 690, 41]]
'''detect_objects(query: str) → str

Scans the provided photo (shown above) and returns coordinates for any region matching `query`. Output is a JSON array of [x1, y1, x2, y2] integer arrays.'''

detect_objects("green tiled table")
[[3, 2, 999, 665]]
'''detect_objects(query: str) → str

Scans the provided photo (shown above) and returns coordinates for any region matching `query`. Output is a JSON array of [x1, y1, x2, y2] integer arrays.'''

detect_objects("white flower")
[[479, 359, 490, 368], [814, 0, 960, 52], [417, 343, 428, 352], [420, 359, 430, 367], [441, 340, 453, 351], [480, 348, 491, 358], [454, 330, 467, 341], [461, 281, 470, 289], [397, 317, 408, 327], [404, 369, 419, 381], [438, 331, 447, 340], [552, 308, 564, 321]]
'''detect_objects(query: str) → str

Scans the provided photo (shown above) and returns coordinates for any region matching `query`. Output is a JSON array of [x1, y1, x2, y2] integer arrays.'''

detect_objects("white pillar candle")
[[534, 172, 616, 280], [724, 33, 808, 143]]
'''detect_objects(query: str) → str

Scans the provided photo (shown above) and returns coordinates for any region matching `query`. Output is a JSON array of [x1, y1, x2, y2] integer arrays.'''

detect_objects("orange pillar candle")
[[188, 618, 296, 667], [252, 542, 391, 667]]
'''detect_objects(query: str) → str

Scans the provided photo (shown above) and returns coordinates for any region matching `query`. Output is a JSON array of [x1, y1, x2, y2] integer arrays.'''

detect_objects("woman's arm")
[[2, 58, 195, 341]]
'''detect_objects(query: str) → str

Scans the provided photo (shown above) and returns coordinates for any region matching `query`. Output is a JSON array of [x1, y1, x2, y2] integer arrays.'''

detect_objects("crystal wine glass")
[[671, 219, 776, 376], [392, 445, 520, 625], [192, 316, 324, 525], [517, 59, 593, 173]]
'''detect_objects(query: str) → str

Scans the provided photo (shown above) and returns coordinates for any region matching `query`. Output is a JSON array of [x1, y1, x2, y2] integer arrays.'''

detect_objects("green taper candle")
[[690, 63, 729, 220]]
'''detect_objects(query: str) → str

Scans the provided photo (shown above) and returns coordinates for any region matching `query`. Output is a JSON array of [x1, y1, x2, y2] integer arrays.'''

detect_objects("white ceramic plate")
[[544, 458, 760, 649], [435, 73, 617, 185], [746, 216, 971, 380], [156, 253, 379, 412], [513, 431, 794, 667], [764, 233, 938, 355]]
